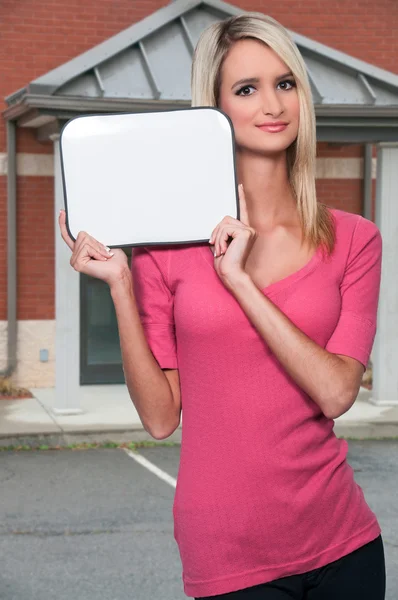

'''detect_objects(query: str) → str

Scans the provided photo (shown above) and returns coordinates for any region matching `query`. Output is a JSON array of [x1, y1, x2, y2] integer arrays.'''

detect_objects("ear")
[[238, 184, 249, 226]]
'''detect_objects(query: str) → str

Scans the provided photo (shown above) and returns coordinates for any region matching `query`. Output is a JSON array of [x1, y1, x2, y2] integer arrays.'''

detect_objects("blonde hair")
[[191, 12, 335, 256]]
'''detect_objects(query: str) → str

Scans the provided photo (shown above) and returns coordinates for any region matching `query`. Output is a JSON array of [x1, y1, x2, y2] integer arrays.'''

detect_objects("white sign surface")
[[60, 108, 238, 248]]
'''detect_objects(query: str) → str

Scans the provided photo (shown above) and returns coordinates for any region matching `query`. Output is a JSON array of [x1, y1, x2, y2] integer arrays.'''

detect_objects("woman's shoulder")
[[326, 208, 381, 266], [328, 207, 380, 241]]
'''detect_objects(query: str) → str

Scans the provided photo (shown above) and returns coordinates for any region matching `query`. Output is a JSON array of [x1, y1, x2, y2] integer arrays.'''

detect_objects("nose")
[[261, 88, 284, 118]]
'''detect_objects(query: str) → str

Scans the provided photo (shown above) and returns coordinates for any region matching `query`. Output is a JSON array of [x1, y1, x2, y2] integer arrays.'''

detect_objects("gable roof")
[[5, 0, 398, 110]]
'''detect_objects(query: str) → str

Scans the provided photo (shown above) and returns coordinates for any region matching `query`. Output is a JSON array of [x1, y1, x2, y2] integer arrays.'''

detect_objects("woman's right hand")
[[59, 209, 130, 288]]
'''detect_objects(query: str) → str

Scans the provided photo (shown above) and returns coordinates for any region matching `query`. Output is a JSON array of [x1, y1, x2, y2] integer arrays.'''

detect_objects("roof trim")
[[290, 30, 398, 90], [2, 93, 191, 122], [18, 0, 227, 97]]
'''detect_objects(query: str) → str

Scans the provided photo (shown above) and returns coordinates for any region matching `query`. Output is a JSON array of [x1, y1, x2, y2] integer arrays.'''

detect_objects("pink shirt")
[[131, 208, 382, 598]]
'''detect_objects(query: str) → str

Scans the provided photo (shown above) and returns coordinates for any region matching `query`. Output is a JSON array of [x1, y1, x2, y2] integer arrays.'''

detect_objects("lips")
[[256, 122, 288, 133]]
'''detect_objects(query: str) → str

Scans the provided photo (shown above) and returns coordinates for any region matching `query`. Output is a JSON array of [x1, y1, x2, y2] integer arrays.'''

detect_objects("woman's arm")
[[226, 274, 362, 419], [59, 211, 181, 440], [210, 188, 381, 420], [111, 272, 181, 439]]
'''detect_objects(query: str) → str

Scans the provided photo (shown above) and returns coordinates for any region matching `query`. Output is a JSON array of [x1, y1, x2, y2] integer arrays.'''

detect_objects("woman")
[[59, 12, 386, 600]]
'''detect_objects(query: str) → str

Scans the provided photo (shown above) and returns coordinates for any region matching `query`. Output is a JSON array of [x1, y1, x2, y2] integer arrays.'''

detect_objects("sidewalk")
[[0, 385, 397, 447]]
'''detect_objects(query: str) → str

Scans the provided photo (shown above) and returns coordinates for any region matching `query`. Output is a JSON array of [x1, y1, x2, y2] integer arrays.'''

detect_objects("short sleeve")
[[325, 217, 382, 370], [131, 247, 178, 369]]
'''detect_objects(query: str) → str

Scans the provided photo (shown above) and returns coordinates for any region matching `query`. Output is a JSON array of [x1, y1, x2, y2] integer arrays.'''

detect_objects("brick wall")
[[17, 177, 55, 320], [1, 0, 397, 153], [0, 177, 6, 319], [0, 0, 396, 322]]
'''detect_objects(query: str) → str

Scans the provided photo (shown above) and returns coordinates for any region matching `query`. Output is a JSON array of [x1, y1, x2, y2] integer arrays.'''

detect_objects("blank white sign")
[[60, 108, 238, 248]]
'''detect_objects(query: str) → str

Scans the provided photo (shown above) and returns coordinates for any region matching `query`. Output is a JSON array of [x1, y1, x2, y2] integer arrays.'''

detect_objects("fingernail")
[[105, 247, 111, 253], [109, 252, 114, 257], [214, 250, 217, 258]]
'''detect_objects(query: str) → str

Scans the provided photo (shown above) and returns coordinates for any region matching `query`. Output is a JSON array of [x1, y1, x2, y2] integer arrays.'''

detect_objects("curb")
[[333, 422, 398, 439], [0, 428, 182, 448], [1, 423, 398, 448]]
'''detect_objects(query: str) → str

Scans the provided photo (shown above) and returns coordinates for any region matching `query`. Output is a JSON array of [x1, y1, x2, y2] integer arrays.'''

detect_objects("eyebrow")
[[231, 72, 294, 90]]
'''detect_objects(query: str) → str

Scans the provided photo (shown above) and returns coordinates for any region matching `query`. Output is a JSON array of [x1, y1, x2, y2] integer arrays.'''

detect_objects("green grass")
[[1, 437, 398, 452], [340, 436, 398, 441], [0, 440, 179, 452]]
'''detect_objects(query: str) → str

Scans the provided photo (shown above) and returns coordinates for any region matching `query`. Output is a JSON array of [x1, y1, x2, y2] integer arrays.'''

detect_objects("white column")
[[371, 143, 398, 406], [53, 137, 83, 414]]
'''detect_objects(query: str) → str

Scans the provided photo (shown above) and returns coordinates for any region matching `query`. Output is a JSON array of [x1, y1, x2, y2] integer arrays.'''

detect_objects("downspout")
[[362, 143, 374, 382], [363, 143, 373, 221], [0, 119, 17, 377]]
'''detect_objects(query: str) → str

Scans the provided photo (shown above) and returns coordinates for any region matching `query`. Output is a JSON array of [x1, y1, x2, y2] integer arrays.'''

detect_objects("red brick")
[[16, 176, 55, 320], [316, 179, 363, 214]]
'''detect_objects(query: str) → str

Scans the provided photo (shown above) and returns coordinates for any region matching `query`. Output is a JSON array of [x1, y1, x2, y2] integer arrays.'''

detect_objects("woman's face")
[[218, 38, 300, 155]]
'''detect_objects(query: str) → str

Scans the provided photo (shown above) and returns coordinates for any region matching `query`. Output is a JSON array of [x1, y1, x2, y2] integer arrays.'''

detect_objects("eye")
[[236, 85, 256, 96], [277, 79, 296, 91]]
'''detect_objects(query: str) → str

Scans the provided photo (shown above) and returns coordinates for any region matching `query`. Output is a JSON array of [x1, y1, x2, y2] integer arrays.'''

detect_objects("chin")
[[237, 140, 295, 157], [236, 131, 297, 155]]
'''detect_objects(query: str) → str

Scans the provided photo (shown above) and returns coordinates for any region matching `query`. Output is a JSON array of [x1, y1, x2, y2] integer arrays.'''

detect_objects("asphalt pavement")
[[0, 441, 397, 600]]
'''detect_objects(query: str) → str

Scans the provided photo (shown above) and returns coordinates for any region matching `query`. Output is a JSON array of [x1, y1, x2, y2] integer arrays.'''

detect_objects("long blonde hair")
[[191, 12, 335, 256]]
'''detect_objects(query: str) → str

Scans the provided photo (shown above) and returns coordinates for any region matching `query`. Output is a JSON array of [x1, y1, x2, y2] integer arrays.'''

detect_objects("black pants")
[[195, 535, 386, 600]]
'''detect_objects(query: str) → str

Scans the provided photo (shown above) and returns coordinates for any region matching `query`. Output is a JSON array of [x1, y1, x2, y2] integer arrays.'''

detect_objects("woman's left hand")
[[209, 184, 257, 291]]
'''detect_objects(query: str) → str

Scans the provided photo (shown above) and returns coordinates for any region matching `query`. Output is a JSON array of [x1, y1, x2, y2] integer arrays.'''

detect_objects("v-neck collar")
[[200, 243, 323, 299]]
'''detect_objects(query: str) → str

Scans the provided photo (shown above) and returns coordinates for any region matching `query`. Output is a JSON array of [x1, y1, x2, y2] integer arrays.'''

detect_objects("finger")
[[210, 227, 221, 257], [215, 225, 235, 256], [214, 226, 223, 256], [210, 218, 236, 251], [209, 225, 219, 246], [215, 226, 225, 257], [238, 184, 249, 226], [210, 215, 239, 247], [220, 222, 248, 254], [75, 231, 112, 259], [88, 236, 113, 259], [70, 243, 108, 270], [59, 209, 75, 251], [219, 227, 232, 255]]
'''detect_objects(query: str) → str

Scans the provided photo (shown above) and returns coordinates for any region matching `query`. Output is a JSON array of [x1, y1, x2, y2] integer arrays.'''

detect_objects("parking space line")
[[123, 448, 176, 488]]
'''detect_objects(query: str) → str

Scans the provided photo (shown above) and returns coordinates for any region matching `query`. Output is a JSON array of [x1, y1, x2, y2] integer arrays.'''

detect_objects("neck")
[[236, 149, 298, 232]]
